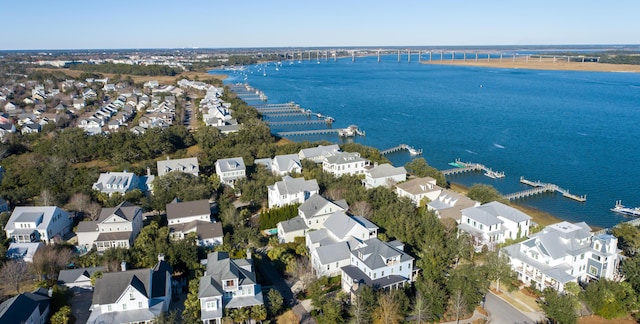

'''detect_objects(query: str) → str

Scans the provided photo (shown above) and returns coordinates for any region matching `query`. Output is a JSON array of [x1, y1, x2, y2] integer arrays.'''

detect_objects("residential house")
[[6, 242, 43, 262], [267, 176, 319, 209], [58, 266, 106, 289], [307, 212, 379, 278], [0, 197, 9, 213], [427, 189, 480, 222], [92, 171, 141, 196], [21, 123, 41, 134], [322, 152, 370, 177], [157, 157, 199, 177], [276, 194, 348, 243], [272, 154, 303, 176], [198, 252, 264, 324], [4, 102, 17, 112], [0, 122, 16, 141], [362, 163, 407, 189], [4, 206, 73, 243], [341, 238, 416, 295], [0, 288, 51, 324], [166, 199, 223, 247], [458, 201, 532, 251], [395, 177, 443, 206], [76, 202, 143, 252], [87, 258, 172, 324], [502, 221, 623, 292], [215, 157, 246, 189], [298, 144, 341, 163]]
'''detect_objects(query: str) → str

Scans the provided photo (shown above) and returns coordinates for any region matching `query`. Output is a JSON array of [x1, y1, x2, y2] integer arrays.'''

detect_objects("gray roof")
[[366, 163, 406, 178], [95, 232, 133, 242], [323, 212, 378, 240], [0, 288, 50, 323], [216, 157, 246, 173], [170, 220, 223, 240], [5, 206, 70, 232], [341, 265, 409, 290], [323, 152, 368, 165], [278, 216, 308, 233], [395, 177, 439, 195], [502, 244, 578, 284], [58, 266, 105, 285], [76, 221, 99, 233], [351, 238, 414, 270], [254, 158, 272, 170], [157, 157, 199, 176], [298, 194, 347, 219], [475, 201, 532, 223], [98, 201, 140, 223], [315, 241, 352, 264], [461, 206, 502, 227], [198, 252, 257, 299], [93, 268, 152, 305], [272, 176, 319, 195], [14, 212, 43, 223], [273, 154, 301, 173], [299, 145, 341, 160], [166, 199, 211, 220]]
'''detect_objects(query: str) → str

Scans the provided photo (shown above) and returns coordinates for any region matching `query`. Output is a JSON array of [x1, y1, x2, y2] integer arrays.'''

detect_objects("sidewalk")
[[437, 308, 489, 324]]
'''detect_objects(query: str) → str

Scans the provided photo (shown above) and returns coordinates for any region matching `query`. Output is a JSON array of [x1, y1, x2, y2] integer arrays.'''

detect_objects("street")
[[484, 291, 540, 324]]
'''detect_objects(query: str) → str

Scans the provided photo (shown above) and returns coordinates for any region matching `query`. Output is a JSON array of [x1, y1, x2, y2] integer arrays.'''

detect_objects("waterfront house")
[[76, 202, 143, 252], [458, 201, 532, 251], [362, 163, 407, 189], [87, 258, 172, 324], [276, 194, 348, 243], [198, 252, 264, 324], [267, 176, 319, 209], [502, 221, 622, 292], [58, 266, 106, 289], [427, 189, 480, 222], [298, 144, 341, 163], [256, 154, 303, 176], [395, 177, 443, 206], [157, 157, 200, 177], [215, 157, 246, 189], [166, 199, 222, 246], [0, 288, 51, 324], [322, 152, 370, 177], [4, 206, 73, 244]]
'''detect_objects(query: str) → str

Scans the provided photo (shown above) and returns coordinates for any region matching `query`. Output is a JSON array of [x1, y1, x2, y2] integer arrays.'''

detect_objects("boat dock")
[[266, 119, 332, 126], [380, 144, 423, 156], [276, 129, 342, 136], [503, 176, 587, 202], [441, 159, 505, 179]]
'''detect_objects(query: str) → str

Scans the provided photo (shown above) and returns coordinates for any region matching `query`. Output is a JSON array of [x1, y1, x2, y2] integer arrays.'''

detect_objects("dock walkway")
[[380, 144, 422, 155], [441, 159, 505, 178], [503, 177, 586, 202]]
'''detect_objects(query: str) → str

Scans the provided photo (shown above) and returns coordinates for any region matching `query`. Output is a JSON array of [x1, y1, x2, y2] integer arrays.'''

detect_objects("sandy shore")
[[421, 57, 640, 73]]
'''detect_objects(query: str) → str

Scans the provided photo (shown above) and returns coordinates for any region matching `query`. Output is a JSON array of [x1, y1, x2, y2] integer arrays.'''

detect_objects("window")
[[138, 301, 143, 308], [206, 300, 217, 310], [225, 280, 234, 287], [581, 253, 585, 260], [130, 292, 134, 300], [123, 304, 127, 310], [589, 265, 598, 276], [107, 305, 112, 311]]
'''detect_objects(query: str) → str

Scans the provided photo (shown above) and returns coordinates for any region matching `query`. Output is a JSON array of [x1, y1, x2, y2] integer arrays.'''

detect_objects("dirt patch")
[[276, 310, 299, 324], [578, 315, 637, 324]]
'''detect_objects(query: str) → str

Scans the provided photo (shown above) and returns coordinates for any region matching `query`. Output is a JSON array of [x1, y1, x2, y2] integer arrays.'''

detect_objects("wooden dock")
[[276, 129, 341, 136], [380, 144, 423, 155], [503, 176, 587, 202], [441, 159, 505, 178], [266, 120, 332, 126], [263, 112, 313, 118]]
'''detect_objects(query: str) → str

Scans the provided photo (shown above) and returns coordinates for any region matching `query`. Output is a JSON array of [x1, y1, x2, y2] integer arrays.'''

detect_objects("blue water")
[[219, 55, 640, 229]]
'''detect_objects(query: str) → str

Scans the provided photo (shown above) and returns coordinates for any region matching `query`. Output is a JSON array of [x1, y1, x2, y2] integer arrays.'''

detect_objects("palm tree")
[[251, 304, 267, 323]]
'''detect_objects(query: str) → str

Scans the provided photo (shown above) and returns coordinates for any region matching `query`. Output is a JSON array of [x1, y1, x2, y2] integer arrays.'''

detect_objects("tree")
[[612, 223, 640, 256], [0, 259, 31, 294], [131, 221, 170, 268], [266, 288, 284, 316], [415, 279, 447, 321], [466, 184, 506, 204], [350, 200, 373, 219], [182, 278, 202, 324], [404, 158, 447, 187], [155, 310, 179, 324], [581, 279, 637, 319], [50, 305, 72, 324], [483, 251, 515, 293], [31, 245, 75, 281], [449, 289, 466, 324], [540, 288, 578, 324], [373, 292, 403, 324], [411, 291, 433, 324], [623, 255, 640, 295], [250, 304, 267, 323]]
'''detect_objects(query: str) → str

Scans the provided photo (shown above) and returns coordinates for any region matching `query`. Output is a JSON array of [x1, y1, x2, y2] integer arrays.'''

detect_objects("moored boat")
[[611, 200, 640, 217]]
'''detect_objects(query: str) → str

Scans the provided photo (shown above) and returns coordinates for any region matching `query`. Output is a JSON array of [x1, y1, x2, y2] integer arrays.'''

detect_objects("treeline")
[[600, 54, 640, 65], [68, 62, 182, 76]]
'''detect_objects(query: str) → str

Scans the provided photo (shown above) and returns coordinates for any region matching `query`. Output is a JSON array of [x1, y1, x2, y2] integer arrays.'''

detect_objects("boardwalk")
[[266, 120, 332, 126], [277, 129, 341, 136], [380, 144, 422, 156], [503, 177, 587, 202], [441, 159, 505, 178]]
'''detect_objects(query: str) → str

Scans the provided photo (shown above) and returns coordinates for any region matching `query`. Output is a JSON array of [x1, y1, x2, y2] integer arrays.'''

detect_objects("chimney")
[[47, 287, 53, 297], [147, 167, 151, 176], [246, 248, 252, 260], [121, 261, 127, 272], [158, 253, 165, 262]]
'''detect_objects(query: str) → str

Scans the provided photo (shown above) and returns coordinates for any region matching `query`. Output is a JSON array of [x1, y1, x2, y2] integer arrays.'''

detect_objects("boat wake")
[[493, 143, 505, 149], [465, 149, 477, 155]]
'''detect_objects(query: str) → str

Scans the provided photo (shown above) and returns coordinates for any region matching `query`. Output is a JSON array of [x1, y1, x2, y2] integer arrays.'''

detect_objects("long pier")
[[253, 103, 299, 109], [276, 129, 341, 136], [266, 120, 332, 126], [503, 177, 587, 202], [441, 159, 505, 179], [380, 144, 422, 155]]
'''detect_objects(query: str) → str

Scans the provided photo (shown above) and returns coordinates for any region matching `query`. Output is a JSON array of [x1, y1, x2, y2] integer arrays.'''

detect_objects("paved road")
[[485, 291, 538, 324]]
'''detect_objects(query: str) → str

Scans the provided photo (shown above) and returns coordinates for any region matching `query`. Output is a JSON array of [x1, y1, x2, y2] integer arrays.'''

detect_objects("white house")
[[267, 176, 319, 209], [0, 288, 51, 324], [76, 202, 143, 252], [502, 221, 623, 292], [458, 201, 532, 251], [198, 252, 264, 324], [322, 152, 370, 177], [272, 154, 302, 176], [92, 171, 141, 196], [215, 157, 246, 188], [4, 206, 73, 244], [87, 258, 172, 324], [395, 177, 443, 206], [166, 199, 223, 247], [307, 212, 378, 278], [362, 163, 406, 189], [58, 266, 106, 289], [276, 194, 348, 243], [6, 242, 43, 262], [298, 144, 341, 163], [341, 238, 416, 295], [427, 189, 480, 222], [157, 157, 200, 177]]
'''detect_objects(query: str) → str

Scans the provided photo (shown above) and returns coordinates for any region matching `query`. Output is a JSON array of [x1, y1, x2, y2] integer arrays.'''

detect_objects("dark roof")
[[198, 252, 257, 298], [166, 199, 210, 220], [95, 232, 132, 242], [341, 265, 408, 290], [152, 260, 172, 298], [58, 266, 105, 284], [0, 288, 50, 323], [98, 201, 140, 223], [93, 269, 151, 305]]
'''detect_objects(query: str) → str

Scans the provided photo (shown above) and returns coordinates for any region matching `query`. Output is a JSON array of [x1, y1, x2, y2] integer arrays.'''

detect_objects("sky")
[[2, 0, 639, 50]]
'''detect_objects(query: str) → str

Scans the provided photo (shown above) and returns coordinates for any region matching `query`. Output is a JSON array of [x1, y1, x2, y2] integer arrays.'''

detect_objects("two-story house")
[[0, 288, 51, 324], [395, 177, 443, 206], [298, 144, 341, 163], [76, 202, 143, 252], [362, 163, 407, 189], [157, 157, 200, 177], [87, 258, 172, 324], [166, 199, 223, 247], [267, 176, 319, 209], [198, 252, 264, 324], [276, 194, 348, 243], [4, 206, 72, 244], [458, 201, 532, 251], [322, 152, 370, 177], [502, 221, 622, 292], [427, 188, 480, 222], [92, 171, 140, 196], [215, 157, 246, 188]]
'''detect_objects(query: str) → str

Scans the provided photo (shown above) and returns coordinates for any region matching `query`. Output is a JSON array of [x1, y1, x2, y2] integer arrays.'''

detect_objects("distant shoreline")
[[421, 58, 640, 73]]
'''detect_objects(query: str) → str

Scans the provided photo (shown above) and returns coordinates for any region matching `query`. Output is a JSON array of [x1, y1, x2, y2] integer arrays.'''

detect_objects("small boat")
[[408, 147, 422, 156], [611, 200, 640, 217]]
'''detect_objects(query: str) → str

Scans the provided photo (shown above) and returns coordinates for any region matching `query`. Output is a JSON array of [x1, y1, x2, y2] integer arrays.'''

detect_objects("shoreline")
[[420, 58, 640, 73]]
